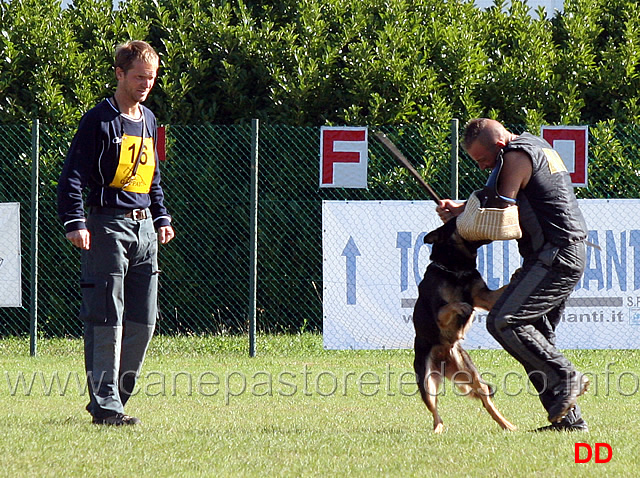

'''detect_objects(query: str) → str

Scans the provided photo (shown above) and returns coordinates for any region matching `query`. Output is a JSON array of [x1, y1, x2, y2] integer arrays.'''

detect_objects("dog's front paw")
[[437, 303, 475, 343], [455, 303, 474, 324]]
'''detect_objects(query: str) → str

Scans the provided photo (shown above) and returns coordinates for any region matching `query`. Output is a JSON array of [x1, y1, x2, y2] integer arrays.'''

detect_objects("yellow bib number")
[[109, 134, 155, 193]]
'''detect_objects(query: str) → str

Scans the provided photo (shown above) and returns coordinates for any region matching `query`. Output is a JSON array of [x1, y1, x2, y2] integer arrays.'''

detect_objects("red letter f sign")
[[319, 127, 368, 188]]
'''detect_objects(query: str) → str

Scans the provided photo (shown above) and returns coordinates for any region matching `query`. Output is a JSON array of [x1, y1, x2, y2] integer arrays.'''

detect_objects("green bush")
[[2, 0, 640, 127]]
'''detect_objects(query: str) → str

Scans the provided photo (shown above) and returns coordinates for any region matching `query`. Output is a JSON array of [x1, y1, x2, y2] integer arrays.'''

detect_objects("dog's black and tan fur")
[[412, 219, 516, 433]]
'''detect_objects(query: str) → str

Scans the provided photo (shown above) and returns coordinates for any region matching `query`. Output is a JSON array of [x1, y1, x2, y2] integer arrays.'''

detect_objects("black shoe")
[[92, 413, 141, 426], [532, 420, 589, 432], [547, 372, 589, 423]]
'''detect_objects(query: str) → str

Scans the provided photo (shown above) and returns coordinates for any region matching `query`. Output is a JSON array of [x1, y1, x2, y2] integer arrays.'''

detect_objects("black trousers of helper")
[[486, 241, 586, 424]]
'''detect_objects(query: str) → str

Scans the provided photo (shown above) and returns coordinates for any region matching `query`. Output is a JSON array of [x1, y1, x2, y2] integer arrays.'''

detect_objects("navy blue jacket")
[[57, 99, 171, 233]]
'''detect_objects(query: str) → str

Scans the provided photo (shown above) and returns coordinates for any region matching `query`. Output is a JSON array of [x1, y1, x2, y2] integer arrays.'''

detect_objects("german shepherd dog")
[[412, 219, 516, 433]]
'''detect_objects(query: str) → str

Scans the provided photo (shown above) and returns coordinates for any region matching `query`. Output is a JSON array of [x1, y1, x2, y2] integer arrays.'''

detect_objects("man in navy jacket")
[[58, 40, 174, 426]]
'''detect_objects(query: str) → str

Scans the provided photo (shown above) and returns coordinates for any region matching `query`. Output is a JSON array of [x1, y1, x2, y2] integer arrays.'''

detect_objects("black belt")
[[89, 207, 150, 220]]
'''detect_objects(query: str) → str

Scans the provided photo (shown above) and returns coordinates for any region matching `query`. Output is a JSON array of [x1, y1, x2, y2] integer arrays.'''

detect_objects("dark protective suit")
[[485, 133, 588, 426]]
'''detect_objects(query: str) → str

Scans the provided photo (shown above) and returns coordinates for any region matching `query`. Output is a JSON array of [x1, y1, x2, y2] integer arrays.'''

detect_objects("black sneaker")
[[547, 373, 589, 423], [92, 413, 141, 426], [532, 420, 589, 432]]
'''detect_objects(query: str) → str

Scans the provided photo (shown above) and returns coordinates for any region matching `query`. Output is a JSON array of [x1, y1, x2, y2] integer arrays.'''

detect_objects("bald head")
[[461, 118, 516, 171]]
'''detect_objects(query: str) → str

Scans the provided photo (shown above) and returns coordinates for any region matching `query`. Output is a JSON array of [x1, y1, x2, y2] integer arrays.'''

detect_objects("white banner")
[[322, 199, 640, 350], [0, 203, 22, 307]]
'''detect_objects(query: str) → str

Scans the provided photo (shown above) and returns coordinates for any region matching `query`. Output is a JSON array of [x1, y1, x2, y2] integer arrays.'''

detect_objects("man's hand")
[[158, 225, 175, 244], [436, 199, 465, 223], [66, 229, 91, 250]]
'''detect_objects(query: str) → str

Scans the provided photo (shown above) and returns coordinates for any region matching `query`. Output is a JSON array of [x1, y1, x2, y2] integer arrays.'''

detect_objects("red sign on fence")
[[541, 125, 589, 187], [157, 126, 166, 161], [319, 127, 368, 188]]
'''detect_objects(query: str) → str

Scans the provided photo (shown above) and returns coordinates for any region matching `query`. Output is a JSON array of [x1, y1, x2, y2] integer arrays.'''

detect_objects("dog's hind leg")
[[456, 346, 517, 431], [424, 361, 444, 433], [414, 340, 444, 433]]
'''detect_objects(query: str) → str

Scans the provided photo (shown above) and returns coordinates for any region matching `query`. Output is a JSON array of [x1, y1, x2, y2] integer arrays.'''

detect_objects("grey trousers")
[[80, 211, 158, 419], [486, 241, 587, 423]]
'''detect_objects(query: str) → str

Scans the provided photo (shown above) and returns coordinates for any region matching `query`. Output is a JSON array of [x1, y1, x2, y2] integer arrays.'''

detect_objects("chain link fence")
[[1, 121, 640, 347]]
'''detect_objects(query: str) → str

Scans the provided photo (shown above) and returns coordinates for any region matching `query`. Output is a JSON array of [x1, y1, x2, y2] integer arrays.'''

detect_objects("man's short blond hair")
[[114, 40, 159, 73]]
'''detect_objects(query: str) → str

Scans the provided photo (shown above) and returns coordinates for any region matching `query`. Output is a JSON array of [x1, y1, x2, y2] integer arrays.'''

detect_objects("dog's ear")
[[424, 218, 455, 244], [424, 229, 439, 244]]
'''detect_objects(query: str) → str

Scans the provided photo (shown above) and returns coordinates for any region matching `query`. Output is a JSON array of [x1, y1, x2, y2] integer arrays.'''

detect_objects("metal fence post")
[[451, 118, 459, 200], [30, 119, 39, 357], [249, 119, 259, 357]]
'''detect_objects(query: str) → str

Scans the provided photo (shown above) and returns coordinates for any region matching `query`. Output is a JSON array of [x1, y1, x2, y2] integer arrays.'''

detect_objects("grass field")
[[1, 334, 638, 477]]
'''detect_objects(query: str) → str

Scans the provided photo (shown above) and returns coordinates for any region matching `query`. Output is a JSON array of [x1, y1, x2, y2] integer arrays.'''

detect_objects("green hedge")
[[1, 0, 640, 127]]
